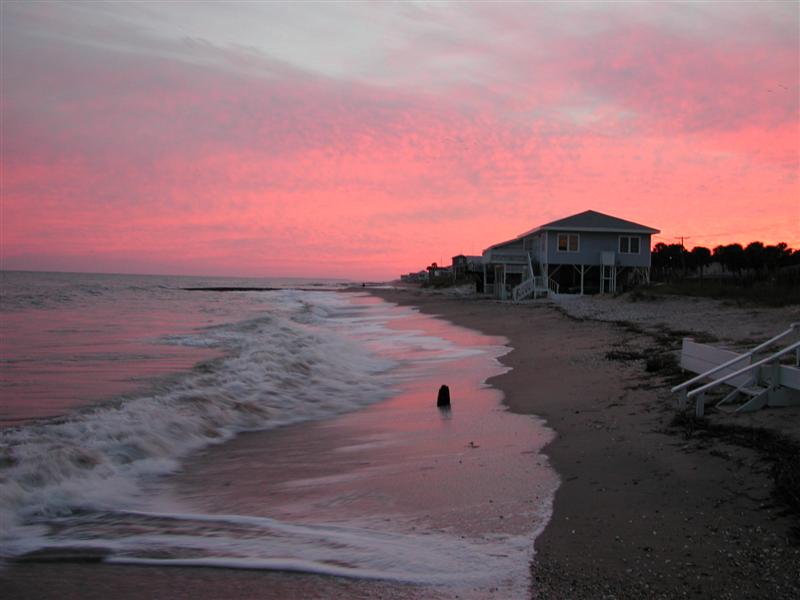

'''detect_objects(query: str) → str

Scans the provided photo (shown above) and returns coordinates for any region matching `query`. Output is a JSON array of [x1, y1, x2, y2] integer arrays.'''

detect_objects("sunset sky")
[[2, 1, 798, 279]]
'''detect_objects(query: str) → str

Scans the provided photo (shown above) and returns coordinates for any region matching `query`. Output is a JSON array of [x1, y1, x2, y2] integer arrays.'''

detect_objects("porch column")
[[580, 265, 585, 295]]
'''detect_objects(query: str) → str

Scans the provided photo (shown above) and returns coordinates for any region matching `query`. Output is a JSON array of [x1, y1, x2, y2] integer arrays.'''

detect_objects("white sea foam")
[[16, 509, 533, 594], [0, 287, 556, 596], [2, 292, 461, 550]]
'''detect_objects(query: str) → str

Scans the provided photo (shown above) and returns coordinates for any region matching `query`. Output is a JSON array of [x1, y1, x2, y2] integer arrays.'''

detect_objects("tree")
[[763, 243, 791, 273], [744, 241, 765, 273], [652, 243, 687, 281], [651, 243, 669, 274], [714, 243, 745, 275], [691, 246, 712, 281]]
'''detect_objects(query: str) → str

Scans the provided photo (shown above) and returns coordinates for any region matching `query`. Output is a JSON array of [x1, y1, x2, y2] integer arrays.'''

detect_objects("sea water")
[[0, 271, 558, 597]]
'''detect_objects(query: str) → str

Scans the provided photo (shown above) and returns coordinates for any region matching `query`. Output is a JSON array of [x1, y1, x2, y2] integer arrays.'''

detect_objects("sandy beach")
[[368, 286, 800, 599], [3, 287, 799, 599], [2, 293, 554, 599]]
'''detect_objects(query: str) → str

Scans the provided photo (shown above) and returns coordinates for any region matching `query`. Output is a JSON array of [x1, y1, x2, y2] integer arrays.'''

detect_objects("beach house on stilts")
[[482, 210, 660, 300]]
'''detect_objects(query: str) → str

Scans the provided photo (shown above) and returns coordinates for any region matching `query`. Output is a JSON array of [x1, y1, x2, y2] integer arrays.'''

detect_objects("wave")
[[0, 292, 401, 549], [0, 272, 353, 312], [13, 509, 532, 591]]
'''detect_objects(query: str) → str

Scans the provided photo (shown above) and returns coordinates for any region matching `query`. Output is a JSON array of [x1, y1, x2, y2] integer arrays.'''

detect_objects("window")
[[557, 233, 579, 252], [619, 236, 640, 254]]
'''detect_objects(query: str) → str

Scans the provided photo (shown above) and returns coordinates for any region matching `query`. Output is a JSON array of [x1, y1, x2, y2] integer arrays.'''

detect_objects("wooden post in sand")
[[437, 385, 451, 407]]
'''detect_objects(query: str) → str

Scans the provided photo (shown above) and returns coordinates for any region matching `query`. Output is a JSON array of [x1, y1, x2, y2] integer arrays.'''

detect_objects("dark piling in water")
[[437, 384, 451, 407]]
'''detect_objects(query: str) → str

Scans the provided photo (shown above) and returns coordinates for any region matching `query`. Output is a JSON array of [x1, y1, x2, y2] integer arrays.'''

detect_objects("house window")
[[557, 233, 579, 253], [619, 236, 640, 254]]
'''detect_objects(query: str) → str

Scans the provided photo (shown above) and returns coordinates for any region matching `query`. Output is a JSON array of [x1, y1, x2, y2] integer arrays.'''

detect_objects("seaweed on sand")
[[671, 412, 800, 542]]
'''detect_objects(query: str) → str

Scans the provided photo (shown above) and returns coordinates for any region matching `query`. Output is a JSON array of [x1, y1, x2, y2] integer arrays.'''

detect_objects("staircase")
[[724, 384, 770, 412], [672, 323, 800, 417], [511, 254, 553, 302]]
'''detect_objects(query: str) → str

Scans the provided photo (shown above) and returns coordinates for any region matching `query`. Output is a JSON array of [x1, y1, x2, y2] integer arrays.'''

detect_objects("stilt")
[[600, 252, 616, 294]]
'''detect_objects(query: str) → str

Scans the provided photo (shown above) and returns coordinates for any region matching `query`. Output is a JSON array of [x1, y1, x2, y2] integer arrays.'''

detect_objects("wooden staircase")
[[673, 324, 800, 417], [511, 254, 555, 302]]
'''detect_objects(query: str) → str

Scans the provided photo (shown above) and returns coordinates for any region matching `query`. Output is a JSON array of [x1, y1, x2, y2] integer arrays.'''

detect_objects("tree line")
[[651, 241, 799, 283]]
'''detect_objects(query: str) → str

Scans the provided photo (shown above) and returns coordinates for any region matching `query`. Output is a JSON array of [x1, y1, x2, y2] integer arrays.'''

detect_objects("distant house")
[[482, 210, 660, 300], [451, 254, 483, 278], [452, 254, 485, 291], [400, 270, 429, 283], [427, 264, 452, 279]]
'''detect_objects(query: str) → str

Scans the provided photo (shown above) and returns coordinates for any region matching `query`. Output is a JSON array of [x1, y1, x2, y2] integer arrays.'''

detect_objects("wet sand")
[[2, 297, 556, 599], [4, 288, 798, 599], [371, 287, 799, 599]]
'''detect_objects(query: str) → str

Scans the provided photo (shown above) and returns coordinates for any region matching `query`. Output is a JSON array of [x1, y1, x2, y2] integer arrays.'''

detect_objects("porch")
[[483, 250, 652, 301]]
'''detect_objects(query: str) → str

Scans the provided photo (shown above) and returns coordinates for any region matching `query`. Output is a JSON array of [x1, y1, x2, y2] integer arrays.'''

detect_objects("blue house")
[[482, 210, 660, 299]]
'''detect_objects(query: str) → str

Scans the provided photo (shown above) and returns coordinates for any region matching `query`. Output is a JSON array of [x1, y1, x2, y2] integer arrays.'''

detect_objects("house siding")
[[531, 231, 652, 267], [480, 211, 658, 297]]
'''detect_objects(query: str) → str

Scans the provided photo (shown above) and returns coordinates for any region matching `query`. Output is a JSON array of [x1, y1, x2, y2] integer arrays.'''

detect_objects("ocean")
[[0, 271, 558, 598]]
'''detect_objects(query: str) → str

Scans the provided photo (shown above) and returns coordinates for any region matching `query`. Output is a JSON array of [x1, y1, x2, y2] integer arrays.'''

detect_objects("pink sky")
[[2, 2, 798, 279]]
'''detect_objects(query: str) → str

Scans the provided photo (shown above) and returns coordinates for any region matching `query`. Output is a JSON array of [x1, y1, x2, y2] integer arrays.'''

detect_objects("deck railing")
[[671, 323, 799, 397], [512, 278, 534, 302], [684, 340, 800, 416], [511, 275, 546, 302], [687, 341, 800, 399]]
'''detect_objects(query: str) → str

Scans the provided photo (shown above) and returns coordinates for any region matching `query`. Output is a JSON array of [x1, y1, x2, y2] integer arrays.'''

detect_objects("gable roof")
[[484, 236, 523, 252], [519, 210, 659, 236]]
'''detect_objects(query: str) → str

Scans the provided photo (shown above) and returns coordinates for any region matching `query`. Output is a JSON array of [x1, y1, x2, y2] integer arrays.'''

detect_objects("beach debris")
[[437, 384, 451, 407], [468, 441, 480, 448]]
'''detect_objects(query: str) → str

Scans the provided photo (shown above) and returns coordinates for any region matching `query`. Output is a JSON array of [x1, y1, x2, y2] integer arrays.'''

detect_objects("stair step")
[[739, 386, 768, 396]]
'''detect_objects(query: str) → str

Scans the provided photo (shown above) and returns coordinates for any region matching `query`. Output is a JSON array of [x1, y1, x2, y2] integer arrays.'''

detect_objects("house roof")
[[483, 210, 659, 254], [518, 210, 659, 236], [484, 237, 521, 252], [452, 254, 482, 260]]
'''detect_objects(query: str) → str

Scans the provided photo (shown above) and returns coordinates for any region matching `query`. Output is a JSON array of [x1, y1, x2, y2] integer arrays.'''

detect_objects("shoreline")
[[369, 286, 799, 599], [1, 290, 555, 599], [3, 286, 797, 599]]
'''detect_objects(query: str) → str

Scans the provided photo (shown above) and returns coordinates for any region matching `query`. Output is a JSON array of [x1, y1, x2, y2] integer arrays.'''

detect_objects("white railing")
[[684, 341, 800, 417], [511, 275, 547, 302], [672, 323, 799, 396], [512, 278, 535, 302], [547, 278, 560, 296], [686, 341, 800, 401]]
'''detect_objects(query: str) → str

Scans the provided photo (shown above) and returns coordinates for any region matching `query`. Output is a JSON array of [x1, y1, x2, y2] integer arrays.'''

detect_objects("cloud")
[[1, 1, 797, 278]]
